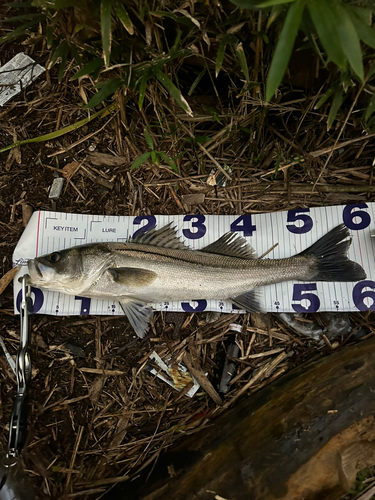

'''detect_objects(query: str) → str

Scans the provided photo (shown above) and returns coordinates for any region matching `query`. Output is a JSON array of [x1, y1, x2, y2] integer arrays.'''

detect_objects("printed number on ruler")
[[286, 209, 313, 234], [16, 287, 44, 313], [230, 215, 256, 236], [343, 204, 371, 230], [292, 284, 320, 313], [75, 296, 91, 315], [353, 281, 375, 311], [181, 300, 207, 312], [183, 215, 206, 239], [132, 215, 157, 239]]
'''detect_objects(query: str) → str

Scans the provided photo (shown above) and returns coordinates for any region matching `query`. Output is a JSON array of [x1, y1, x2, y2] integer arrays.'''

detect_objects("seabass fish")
[[27, 224, 366, 337]]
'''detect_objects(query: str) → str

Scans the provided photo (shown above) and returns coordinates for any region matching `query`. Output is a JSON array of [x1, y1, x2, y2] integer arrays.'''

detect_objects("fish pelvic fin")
[[300, 224, 366, 282], [231, 289, 264, 313], [119, 299, 153, 338], [201, 232, 257, 259]]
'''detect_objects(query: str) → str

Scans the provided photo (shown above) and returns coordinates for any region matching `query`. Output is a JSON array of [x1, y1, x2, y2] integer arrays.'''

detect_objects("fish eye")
[[49, 252, 60, 263]]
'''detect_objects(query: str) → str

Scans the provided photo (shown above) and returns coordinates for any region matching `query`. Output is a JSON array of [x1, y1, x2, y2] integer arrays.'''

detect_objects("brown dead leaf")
[[87, 152, 126, 167], [0, 265, 21, 295], [88, 375, 106, 403], [22, 203, 33, 227], [181, 193, 205, 206], [62, 161, 81, 180]]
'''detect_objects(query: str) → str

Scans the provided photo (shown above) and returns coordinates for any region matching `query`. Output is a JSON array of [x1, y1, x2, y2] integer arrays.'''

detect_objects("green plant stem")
[[0, 104, 116, 154]]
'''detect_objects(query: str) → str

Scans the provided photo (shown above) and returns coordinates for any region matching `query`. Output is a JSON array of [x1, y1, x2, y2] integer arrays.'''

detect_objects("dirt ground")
[[1, 34, 375, 500]]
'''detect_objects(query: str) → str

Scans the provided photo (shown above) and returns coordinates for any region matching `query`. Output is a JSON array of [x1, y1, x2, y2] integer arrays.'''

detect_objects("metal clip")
[[7, 275, 31, 460]]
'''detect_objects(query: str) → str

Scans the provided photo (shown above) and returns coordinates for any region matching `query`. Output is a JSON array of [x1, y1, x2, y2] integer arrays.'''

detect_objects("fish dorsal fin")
[[201, 232, 257, 259], [131, 223, 190, 250]]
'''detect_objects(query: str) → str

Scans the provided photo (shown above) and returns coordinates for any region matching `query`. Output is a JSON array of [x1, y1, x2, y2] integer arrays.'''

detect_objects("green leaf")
[[327, 85, 343, 131], [173, 29, 182, 51], [265, 0, 305, 101], [0, 104, 116, 154], [367, 61, 375, 81], [138, 71, 149, 109], [331, 1, 363, 81], [151, 10, 194, 28], [130, 151, 151, 170], [352, 6, 371, 24], [151, 150, 158, 164], [101, 0, 112, 68], [113, 1, 134, 34], [366, 114, 375, 133], [144, 129, 154, 150], [365, 91, 375, 121], [235, 42, 250, 83], [0, 18, 44, 44], [5, 1, 32, 7], [267, 4, 284, 29], [157, 151, 178, 173], [55, 0, 78, 8], [85, 78, 123, 109], [188, 68, 206, 96], [58, 41, 70, 83], [49, 40, 69, 79], [229, 0, 267, 8], [71, 57, 104, 80], [347, 5, 375, 50], [1, 12, 44, 22], [69, 44, 82, 66], [300, 11, 325, 63], [153, 67, 193, 116], [46, 25, 54, 49], [314, 84, 337, 109], [215, 34, 237, 78], [257, 0, 295, 7], [308, 0, 346, 70]]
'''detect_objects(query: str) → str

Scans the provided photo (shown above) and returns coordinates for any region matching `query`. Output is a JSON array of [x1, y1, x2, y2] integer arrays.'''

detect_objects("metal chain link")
[[6, 275, 31, 460]]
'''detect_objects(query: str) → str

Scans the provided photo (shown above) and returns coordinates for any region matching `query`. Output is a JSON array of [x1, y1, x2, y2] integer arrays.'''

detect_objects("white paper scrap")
[[147, 351, 201, 398], [0, 53, 45, 106], [12, 205, 375, 316]]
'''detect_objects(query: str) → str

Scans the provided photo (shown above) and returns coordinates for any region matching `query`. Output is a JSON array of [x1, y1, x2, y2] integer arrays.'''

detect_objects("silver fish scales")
[[27, 224, 366, 337]]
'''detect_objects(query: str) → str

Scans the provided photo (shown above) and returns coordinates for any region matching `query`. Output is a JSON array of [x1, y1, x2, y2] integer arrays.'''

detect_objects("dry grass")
[[1, 15, 375, 499]]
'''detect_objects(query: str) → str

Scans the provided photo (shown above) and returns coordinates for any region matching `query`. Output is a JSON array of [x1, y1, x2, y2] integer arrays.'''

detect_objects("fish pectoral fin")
[[108, 268, 157, 287], [201, 233, 257, 259], [119, 299, 153, 338], [231, 290, 263, 313]]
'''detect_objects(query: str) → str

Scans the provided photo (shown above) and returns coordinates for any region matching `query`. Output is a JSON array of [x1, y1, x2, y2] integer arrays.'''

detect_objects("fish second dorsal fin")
[[131, 223, 190, 250], [201, 233, 257, 259]]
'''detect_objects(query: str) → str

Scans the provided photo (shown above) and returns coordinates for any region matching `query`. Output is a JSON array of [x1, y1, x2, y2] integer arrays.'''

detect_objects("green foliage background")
[[2, 0, 375, 134]]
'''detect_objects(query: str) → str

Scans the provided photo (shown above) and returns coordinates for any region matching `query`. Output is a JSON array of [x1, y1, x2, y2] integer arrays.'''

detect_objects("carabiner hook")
[[7, 275, 31, 460]]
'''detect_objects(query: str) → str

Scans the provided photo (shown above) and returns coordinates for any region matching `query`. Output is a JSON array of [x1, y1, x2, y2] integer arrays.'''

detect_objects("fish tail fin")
[[300, 224, 366, 282]]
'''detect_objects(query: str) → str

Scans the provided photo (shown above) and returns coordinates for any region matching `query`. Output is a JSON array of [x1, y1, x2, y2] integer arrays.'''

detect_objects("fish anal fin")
[[108, 268, 157, 287], [119, 299, 153, 338], [231, 290, 263, 313], [131, 223, 190, 250], [201, 233, 257, 259]]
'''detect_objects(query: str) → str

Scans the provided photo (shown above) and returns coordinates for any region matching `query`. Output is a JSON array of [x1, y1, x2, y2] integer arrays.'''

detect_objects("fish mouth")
[[28, 259, 43, 280]]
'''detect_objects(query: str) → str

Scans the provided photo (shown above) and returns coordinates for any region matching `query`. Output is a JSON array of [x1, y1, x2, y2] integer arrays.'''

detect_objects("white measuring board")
[[12, 205, 375, 317], [0, 53, 45, 106]]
